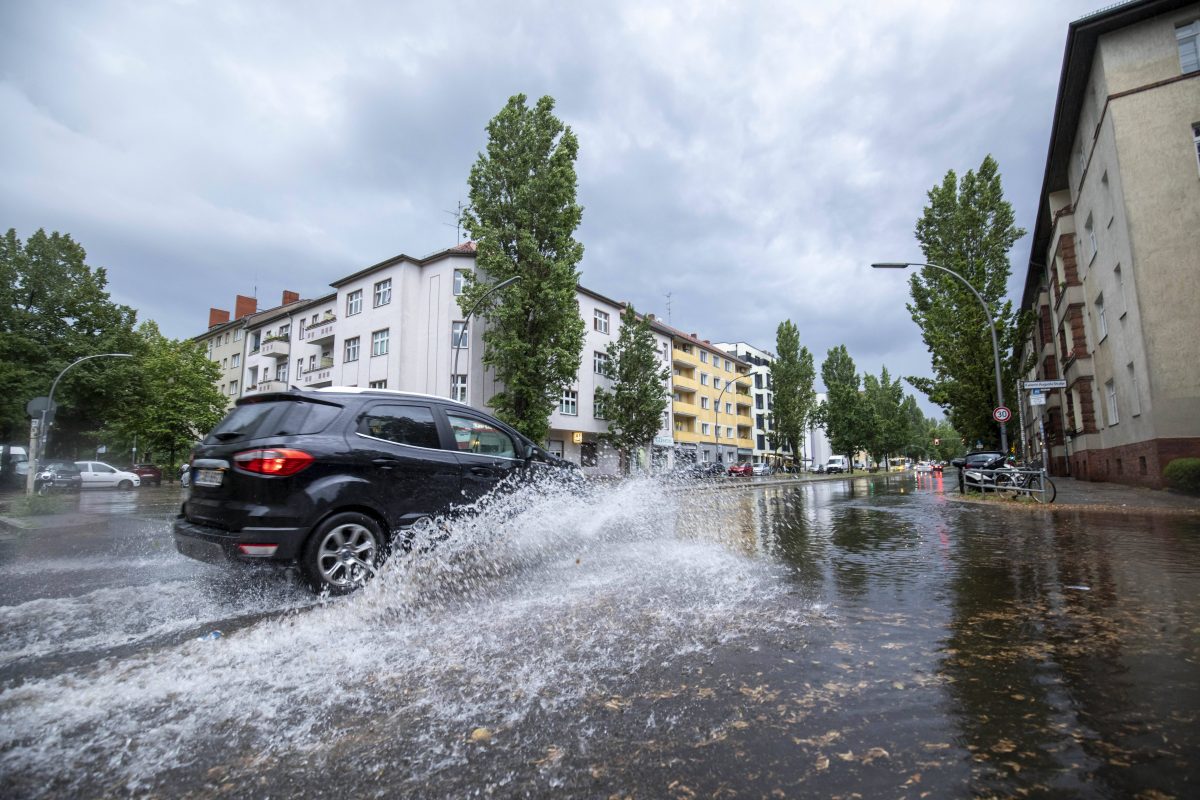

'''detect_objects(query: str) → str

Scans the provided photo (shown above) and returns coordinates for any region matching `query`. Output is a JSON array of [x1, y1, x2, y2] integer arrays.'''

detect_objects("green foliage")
[[1163, 458, 1200, 495], [929, 417, 965, 461], [907, 155, 1031, 448], [770, 321, 817, 461], [862, 367, 907, 465], [101, 321, 227, 463], [596, 306, 669, 471], [818, 345, 867, 465], [460, 94, 586, 442], [0, 228, 139, 451]]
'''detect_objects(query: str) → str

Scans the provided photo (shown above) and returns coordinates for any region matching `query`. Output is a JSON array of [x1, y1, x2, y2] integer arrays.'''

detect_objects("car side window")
[[356, 404, 441, 449], [445, 414, 516, 459], [96, 464, 116, 473]]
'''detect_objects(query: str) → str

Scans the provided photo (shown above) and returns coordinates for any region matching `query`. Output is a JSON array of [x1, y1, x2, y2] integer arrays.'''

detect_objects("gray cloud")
[[0, 0, 1100, 416]]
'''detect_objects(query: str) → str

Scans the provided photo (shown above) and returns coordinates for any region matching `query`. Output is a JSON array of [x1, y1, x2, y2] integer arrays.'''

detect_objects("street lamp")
[[29, 352, 134, 494], [451, 275, 521, 406], [871, 261, 1008, 454], [713, 373, 753, 465]]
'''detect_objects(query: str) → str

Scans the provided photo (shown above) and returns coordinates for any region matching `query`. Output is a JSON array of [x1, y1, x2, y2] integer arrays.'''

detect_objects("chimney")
[[208, 308, 230, 328], [647, 313, 656, 321], [234, 295, 258, 319], [282, 290, 299, 305]]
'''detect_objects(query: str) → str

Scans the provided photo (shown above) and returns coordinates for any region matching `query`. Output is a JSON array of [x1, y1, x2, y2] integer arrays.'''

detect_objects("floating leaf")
[[469, 727, 492, 744]]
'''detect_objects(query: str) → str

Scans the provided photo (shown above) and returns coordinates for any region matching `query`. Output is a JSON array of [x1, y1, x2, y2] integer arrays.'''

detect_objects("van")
[[825, 455, 849, 474]]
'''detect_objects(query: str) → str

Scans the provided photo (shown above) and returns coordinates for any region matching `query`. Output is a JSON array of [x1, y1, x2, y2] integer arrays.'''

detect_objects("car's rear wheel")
[[118, 479, 133, 489], [301, 512, 385, 595]]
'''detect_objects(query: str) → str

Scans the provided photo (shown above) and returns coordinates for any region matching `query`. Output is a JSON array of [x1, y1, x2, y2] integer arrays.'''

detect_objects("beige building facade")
[[1017, 0, 1200, 487]]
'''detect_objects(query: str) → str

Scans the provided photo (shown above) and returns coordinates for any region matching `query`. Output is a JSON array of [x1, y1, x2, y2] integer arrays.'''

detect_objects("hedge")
[[1163, 458, 1200, 495]]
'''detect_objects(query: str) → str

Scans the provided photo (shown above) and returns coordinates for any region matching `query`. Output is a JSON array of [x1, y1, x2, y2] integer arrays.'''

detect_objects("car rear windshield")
[[204, 399, 342, 444]]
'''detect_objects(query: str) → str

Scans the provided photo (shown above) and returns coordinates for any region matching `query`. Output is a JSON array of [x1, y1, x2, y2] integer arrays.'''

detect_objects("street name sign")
[[1024, 379, 1067, 390], [993, 406, 1012, 423]]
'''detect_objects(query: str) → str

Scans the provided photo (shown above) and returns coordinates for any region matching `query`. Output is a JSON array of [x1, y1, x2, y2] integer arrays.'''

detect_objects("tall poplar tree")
[[460, 94, 586, 442], [862, 366, 906, 466], [907, 154, 1029, 447], [595, 306, 669, 473], [818, 345, 867, 470], [770, 320, 816, 463]]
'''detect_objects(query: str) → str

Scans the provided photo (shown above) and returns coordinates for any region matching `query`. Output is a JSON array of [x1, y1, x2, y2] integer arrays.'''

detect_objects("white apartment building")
[[714, 341, 781, 466], [240, 295, 329, 396]]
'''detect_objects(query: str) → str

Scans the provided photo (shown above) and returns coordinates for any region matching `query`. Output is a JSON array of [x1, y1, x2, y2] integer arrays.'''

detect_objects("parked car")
[[129, 463, 163, 486], [174, 388, 579, 594], [34, 460, 83, 494], [751, 462, 772, 476], [950, 451, 1005, 469], [74, 461, 142, 489], [728, 462, 753, 476], [676, 462, 724, 479], [825, 456, 849, 474]]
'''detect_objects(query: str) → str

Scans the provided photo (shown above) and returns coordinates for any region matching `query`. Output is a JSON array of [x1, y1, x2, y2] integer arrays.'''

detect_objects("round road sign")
[[992, 406, 1012, 423]]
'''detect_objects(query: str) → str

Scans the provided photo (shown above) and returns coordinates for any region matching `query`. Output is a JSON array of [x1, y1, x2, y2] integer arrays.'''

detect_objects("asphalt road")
[[1, 477, 1198, 798]]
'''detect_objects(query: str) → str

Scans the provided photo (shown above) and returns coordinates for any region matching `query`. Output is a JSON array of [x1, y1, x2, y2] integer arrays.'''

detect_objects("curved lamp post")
[[713, 373, 753, 465], [451, 275, 521, 405], [871, 261, 1007, 454], [29, 352, 133, 494]]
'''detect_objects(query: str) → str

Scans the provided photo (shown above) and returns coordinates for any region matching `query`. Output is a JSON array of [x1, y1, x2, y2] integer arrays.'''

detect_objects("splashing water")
[[0, 477, 815, 795]]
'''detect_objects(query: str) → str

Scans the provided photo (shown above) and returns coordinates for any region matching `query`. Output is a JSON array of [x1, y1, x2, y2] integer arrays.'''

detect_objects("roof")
[[330, 242, 479, 288], [1022, 0, 1192, 307], [643, 318, 753, 368]]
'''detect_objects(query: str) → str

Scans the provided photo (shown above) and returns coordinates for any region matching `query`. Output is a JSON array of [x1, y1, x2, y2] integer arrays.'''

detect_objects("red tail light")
[[232, 448, 314, 477]]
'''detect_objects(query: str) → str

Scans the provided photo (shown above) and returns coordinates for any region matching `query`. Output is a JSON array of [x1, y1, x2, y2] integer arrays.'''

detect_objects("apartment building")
[[196, 294, 261, 407], [714, 341, 786, 467], [240, 294, 329, 395], [659, 325, 754, 464], [1016, 0, 1200, 488]]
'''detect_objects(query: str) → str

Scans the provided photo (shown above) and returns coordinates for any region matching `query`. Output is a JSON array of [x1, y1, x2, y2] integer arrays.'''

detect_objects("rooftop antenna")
[[665, 291, 673, 324], [443, 200, 467, 243]]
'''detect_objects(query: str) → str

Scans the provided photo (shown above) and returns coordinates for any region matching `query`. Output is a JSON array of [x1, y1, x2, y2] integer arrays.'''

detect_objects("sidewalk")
[[1049, 476, 1200, 512]]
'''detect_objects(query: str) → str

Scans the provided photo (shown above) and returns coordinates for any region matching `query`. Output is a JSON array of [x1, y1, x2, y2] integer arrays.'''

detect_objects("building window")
[[231, 353, 240, 368], [347, 290, 363, 316], [701, 422, 710, 436], [560, 389, 578, 416], [308, 354, 316, 371], [371, 329, 389, 357], [296, 358, 304, 376], [700, 350, 708, 363], [1085, 213, 1097, 262], [452, 321, 468, 348], [1105, 379, 1119, 426], [345, 336, 360, 362], [453, 270, 468, 296], [451, 374, 467, 403], [234, 329, 242, 341], [1095, 293, 1107, 341], [725, 426, 733, 438], [714, 377, 722, 389], [725, 359, 732, 371], [701, 396, 710, 410], [222, 357, 228, 370], [594, 391, 607, 420], [593, 350, 611, 376], [229, 380, 239, 396], [373, 278, 392, 307], [593, 309, 609, 334], [700, 373, 709, 386], [1128, 363, 1142, 416], [368, 380, 388, 389], [725, 402, 732, 414], [1178, 20, 1199, 74], [278, 363, 288, 384]]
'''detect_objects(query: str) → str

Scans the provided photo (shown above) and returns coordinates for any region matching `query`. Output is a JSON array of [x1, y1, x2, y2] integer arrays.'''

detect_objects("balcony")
[[303, 366, 333, 387], [260, 337, 289, 360], [255, 379, 288, 393], [306, 317, 336, 346], [673, 401, 700, 419], [673, 372, 697, 390]]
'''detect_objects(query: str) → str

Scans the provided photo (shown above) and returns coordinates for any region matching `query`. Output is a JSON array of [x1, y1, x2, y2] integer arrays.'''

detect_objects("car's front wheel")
[[301, 512, 386, 595], [117, 479, 133, 489]]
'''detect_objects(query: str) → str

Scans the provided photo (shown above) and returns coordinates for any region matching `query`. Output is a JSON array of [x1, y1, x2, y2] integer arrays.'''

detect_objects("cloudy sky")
[[1, 0, 1101, 412]]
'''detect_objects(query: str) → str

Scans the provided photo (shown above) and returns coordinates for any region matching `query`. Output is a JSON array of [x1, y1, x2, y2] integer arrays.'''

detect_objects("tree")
[[102, 321, 227, 466], [862, 366, 906, 466], [460, 94, 587, 442], [0, 228, 139, 450], [769, 320, 817, 465], [907, 155, 1030, 448], [595, 306, 669, 473], [818, 345, 867, 469]]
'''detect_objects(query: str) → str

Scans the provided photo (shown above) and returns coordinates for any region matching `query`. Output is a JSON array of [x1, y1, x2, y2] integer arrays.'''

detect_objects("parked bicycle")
[[963, 455, 1056, 503]]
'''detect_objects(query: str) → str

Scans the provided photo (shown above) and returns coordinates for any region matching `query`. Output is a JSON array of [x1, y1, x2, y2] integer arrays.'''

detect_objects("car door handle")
[[469, 466, 493, 477], [373, 458, 401, 470]]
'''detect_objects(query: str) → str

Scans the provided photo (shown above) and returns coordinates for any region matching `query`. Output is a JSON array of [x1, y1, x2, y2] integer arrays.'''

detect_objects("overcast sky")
[[1, 0, 1101, 414]]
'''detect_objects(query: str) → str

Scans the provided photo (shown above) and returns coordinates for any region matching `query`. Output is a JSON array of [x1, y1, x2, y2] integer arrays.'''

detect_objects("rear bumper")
[[173, 516, 309, 564]]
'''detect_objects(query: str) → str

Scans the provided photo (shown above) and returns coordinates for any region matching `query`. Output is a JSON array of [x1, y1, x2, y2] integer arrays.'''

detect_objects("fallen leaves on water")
[[862, 747, 890, 763], [532, 745, 563, 766], [604, 696, 630, 712], [814, 755, 830, 771], [468, 727, 492, 744], [992, 739, 1017, 754], [793, 730, 842, 747]]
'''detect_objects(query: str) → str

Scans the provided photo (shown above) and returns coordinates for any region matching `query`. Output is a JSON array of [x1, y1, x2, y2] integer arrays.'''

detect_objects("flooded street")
[[1, 476, 1198, 798]]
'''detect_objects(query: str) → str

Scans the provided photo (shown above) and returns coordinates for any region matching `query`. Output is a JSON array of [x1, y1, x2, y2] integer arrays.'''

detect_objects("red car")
[[129, 464, 163, 487], [727, 463, 752, 476]]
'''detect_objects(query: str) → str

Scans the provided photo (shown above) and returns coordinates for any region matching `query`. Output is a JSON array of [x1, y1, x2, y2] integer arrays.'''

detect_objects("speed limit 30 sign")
[[992, 406, 1012, 423]]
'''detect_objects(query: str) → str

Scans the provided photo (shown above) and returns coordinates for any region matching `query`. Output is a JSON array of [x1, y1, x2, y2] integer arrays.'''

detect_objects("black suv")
[[174, 388, 576, 593]]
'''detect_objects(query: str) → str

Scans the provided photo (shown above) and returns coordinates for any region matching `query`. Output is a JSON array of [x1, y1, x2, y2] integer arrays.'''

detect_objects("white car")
[[751, 462, 772, 476], [74, 461, 142, 489]]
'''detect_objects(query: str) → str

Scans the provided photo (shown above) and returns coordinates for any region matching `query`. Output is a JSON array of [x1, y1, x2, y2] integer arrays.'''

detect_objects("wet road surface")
[[1, 477, 1198, 798]]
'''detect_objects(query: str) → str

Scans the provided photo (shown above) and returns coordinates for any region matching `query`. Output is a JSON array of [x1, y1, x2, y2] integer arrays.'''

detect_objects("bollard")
[[957, 467, 965, 494]]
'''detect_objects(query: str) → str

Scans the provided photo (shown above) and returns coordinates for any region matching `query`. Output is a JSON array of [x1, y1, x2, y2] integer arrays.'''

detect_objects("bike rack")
[[959, 466, 1056, 503]]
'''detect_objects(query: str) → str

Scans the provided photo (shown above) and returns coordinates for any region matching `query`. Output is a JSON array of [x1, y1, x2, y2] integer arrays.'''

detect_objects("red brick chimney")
[[234, 295, 258, 319], [282, 290, 299, 305], [208, 308, 230, 328]]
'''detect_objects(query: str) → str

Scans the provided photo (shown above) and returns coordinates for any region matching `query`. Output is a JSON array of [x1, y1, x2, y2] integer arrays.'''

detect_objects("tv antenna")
[[665, 291, 673, 324], [443, 200, 467, 242]]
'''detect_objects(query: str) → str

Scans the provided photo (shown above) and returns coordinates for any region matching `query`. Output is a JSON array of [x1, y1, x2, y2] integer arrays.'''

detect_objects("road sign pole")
[[1017, 380, 1028, 460], [25, 418, 40, 495]]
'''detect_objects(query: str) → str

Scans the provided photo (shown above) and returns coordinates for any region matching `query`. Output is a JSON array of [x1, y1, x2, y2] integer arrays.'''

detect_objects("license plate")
[[194, 468, 224, 487]]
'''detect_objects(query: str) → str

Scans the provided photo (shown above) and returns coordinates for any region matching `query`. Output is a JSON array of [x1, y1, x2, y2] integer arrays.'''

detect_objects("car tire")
[[301, 512, 386, 595], [118, 479, 133, 489]]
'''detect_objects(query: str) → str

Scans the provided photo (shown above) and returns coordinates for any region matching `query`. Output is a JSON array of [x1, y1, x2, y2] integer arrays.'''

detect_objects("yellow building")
[[655, 322, 754, 465]]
